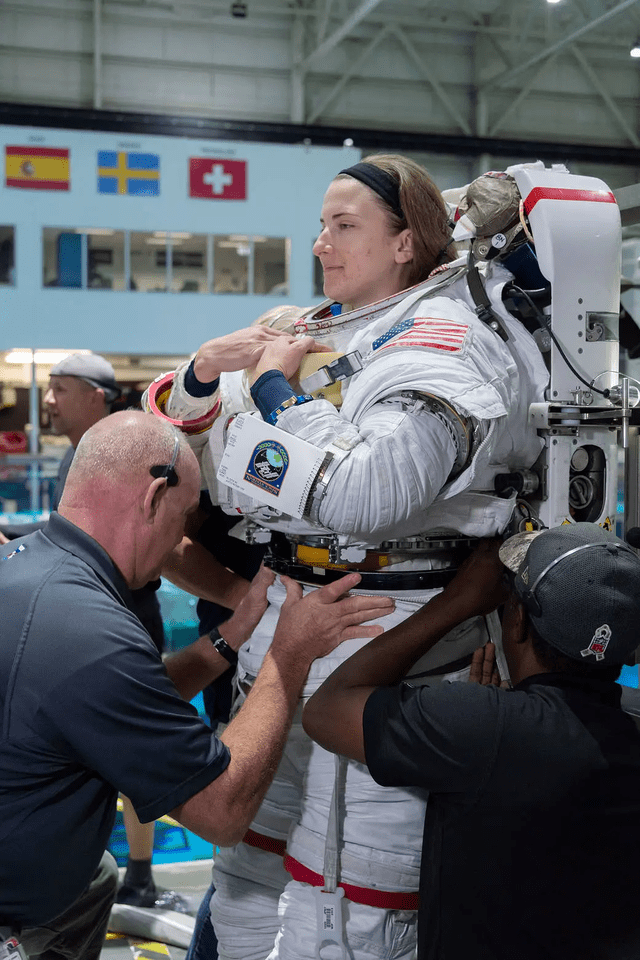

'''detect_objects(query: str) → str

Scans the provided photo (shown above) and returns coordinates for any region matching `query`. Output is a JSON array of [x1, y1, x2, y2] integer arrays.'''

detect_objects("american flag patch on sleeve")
[[372, 317, 470, 354]]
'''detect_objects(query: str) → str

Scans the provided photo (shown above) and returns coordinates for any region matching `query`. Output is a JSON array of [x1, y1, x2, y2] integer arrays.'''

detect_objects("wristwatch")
[[266, 394, 314, 425], [208, 627, 238, 666]]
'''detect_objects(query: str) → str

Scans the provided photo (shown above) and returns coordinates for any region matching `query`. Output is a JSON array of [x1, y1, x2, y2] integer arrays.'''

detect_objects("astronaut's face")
[[313, 177, 412, 310]]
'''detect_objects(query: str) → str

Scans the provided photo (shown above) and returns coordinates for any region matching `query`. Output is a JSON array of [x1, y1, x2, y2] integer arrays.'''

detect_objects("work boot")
[[116, 857, 158, 908]]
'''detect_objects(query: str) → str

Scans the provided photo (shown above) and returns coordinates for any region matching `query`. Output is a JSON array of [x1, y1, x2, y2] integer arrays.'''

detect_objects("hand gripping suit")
[[151, 256, 548, 960]]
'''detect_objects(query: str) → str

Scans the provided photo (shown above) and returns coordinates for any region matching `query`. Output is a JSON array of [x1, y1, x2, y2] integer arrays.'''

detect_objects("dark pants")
[[185, 882, 218, 960], [15, 852, 118, 960]]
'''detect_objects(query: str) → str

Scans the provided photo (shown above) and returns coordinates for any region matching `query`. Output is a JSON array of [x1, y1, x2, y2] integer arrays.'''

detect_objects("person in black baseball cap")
[[304, 525, 640, 959], [498, 522, 640, 676]]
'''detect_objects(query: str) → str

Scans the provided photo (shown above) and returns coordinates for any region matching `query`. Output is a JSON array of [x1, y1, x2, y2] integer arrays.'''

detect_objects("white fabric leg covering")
[[211, 845, 290, 960], [266, 882, 418, 960]]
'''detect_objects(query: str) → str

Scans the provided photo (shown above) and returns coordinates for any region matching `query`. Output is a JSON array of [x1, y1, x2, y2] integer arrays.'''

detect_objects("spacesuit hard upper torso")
[[171, 259, 546, 536], [165, 259, 546, 678], [158, 260, 548, 960]]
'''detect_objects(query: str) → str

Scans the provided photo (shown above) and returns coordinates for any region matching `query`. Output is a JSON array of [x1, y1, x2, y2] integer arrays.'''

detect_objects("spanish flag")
[[5, 146, 70, 190]]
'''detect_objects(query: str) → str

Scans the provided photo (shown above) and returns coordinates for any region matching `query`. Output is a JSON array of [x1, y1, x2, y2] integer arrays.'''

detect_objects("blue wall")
[[0, 124, 359, 355]]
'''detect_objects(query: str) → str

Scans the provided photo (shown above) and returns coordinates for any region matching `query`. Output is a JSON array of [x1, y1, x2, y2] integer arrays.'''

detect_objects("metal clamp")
[[301, 351, 363, 395]]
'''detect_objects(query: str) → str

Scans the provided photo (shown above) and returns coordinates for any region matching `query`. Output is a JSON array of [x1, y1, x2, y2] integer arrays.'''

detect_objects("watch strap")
[[208, 627, 238, 666], [266, 394, 314, 425]]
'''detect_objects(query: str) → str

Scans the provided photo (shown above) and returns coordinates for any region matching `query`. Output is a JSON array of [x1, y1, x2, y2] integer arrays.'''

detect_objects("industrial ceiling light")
[[546, 0, 562, 4], [5, 350, 90, 365], [631, 37, 640, 57], [231, 1, 247, 17]]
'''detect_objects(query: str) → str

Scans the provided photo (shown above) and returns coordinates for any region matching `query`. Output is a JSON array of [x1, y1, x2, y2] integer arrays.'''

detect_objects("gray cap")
[[49, 353, 121, 403], [499, 522, 640, 666]]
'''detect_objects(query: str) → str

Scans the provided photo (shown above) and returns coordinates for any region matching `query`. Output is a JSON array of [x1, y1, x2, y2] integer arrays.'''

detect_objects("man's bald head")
[[63, 411, 196, 497], [58, 412, 201, 589]]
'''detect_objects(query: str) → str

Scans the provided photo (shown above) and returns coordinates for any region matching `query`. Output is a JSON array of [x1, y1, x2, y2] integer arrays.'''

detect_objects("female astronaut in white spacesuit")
[[148, 155, 548, 959]]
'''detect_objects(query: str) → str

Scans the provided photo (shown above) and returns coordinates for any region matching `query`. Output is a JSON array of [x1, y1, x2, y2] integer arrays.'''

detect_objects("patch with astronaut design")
[[244, 440, 289, 496], [372, 316, 470, 356]]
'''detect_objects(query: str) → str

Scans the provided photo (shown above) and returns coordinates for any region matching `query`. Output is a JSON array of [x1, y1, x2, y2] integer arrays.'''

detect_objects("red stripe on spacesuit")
[[523, 187, 616, 216], [284, 855, 420, 910], [243, 829, 287, 857], [380, 338, 462, 353], [378, 318, 469, 355]]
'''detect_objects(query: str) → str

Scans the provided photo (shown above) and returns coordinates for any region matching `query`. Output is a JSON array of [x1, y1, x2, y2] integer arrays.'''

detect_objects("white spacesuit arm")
[[141, 360, 222, 466], [278, 396, 459, 541]]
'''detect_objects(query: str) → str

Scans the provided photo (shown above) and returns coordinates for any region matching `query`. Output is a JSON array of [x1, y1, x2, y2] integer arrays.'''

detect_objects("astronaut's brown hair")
[[337, 153, 456, 288]]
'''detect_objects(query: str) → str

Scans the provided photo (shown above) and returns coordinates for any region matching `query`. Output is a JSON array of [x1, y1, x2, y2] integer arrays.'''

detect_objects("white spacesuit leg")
[[210, 845, 290, 960], [267, 883, 418, 960], [211, 705, 313, 960], [211, 584, 484, 960]]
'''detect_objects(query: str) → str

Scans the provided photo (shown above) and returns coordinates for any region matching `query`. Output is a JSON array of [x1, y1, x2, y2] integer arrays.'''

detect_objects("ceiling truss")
[[1, 0, 640, 174]]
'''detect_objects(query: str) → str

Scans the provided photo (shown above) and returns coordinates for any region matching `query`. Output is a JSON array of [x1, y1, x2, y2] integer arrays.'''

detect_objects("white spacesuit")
[[149, 251, 548, 959]]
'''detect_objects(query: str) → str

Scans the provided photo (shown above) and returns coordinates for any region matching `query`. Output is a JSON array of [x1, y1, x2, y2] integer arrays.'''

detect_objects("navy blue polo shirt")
[[0, 514, 230, 928], [364, 673, 640, 960]]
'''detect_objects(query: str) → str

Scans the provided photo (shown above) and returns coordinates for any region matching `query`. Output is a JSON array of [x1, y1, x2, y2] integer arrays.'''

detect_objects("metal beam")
[[316, 0, 334, 46], [290, 13, 305, 123], [391, 24, 472, 136], [4, 100, 640, 167], [571, 43, 640, 147], [300, 0, 385, 71], [484, 33, 515, 72], [307, 24, 391, 124], [483, 0, 640, 91], [615, 183, 640, 226], [489, 54, 559, 138], [93, 0, 102, 109]]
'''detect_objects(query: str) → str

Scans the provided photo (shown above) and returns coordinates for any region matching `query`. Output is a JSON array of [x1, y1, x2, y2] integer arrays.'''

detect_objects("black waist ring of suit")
[[264, 532, 475, 592]]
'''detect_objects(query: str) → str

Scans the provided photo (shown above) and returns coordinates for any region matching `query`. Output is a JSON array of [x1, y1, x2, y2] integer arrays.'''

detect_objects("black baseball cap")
[[499, 523, 640, 666]]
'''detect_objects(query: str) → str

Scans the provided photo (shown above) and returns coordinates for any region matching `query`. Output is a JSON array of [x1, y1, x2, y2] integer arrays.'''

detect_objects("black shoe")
[[115, 879, 158, 908]]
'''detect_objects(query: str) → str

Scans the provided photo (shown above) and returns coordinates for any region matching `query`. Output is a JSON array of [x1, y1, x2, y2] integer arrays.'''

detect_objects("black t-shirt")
[[364, 674, 640, 960], [0, 514, 230, 927]]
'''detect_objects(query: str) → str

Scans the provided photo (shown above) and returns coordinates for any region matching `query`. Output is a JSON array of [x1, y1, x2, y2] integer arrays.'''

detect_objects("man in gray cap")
[[304, 523, 640, 960], [41, 351, 121, 502], [0, 352, 120, 546], [45, 351, 120, 441]]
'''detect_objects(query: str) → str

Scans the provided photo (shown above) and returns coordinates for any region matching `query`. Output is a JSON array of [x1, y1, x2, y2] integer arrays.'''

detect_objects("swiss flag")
[[189, 158, 247, 199]]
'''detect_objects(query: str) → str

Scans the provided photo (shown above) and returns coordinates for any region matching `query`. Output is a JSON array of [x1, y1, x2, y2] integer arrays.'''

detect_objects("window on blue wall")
[[213, 236, 249, 293], [254, 237, 288, 295], [169, 234, 208, 293], [41, 229, 289, 296], [43, 228, 82, 288], [88, 230, 125, 290], [43, 228, 125, 289], [131, 231, 168, 292], [0, 227, 14, 286]]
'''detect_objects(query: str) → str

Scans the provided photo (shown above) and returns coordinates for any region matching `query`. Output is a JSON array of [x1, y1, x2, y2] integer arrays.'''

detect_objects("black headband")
[[338, 162, 405, 220]]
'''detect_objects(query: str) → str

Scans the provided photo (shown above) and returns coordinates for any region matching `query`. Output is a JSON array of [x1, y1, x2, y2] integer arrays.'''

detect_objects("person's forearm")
[[173, 645, 313, 846], [311, 589, 469, 701], [163, 537, 251, 608], [164, 628, 238, 701], [215, 647, 311, 838], [302, 589, 472, 762]]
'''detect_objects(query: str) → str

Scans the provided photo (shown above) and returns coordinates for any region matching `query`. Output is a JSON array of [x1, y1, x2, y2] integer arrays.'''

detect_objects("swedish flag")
[[97, 151, 160, 196]]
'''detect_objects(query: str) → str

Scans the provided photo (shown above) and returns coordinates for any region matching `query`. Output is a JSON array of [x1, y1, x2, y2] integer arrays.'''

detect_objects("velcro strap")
[[243, 829, 287, 858], [284, 855, 419, 911]]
